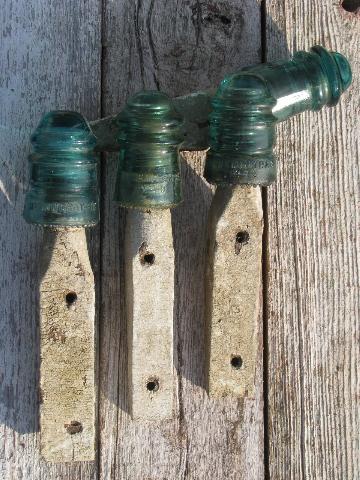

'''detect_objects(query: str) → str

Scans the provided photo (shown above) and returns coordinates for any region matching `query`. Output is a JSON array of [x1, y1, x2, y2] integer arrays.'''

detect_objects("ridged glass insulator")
[[23, 111, 99, 227], [114, 91, 184, 209], [205, 45, 352, 186]]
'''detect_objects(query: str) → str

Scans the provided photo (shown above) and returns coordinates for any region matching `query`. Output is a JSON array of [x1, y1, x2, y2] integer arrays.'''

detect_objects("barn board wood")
[[0, 1, 101, 478], [265, 1, 360, 479]]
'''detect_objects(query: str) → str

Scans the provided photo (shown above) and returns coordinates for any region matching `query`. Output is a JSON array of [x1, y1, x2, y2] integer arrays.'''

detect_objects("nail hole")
[[65, 291, 77, 307], [139, 242, 155, 266], [235, 230, 249, 254], [203, 14, 231, 25], [219, 15, 231, 25], [146, 378, 159, 392], [64, 420, 83, 435], [341, 0, 360, 12], [231, 356, 243, 369], [236, 231, 250, 244], [141, 253, 155, 266]]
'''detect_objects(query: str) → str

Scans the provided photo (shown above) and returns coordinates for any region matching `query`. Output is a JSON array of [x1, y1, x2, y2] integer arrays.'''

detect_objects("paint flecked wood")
[[0, 1, 101, 478], [99, 1, 264, 478], [265, 1, 360, 479]]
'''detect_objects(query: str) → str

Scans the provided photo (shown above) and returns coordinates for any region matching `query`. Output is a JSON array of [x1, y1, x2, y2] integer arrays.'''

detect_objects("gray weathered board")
[[0, 1, 358, 479]]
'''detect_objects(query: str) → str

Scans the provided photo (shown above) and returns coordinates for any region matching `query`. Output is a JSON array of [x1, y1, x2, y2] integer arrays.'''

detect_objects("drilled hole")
[[65, 291, 77, 307], [142, 253, 155, 266], [231, 356, 243, 370], [146, 378, 159, 392], [64, 420, 83, 435], [235, 230, 249, 254], [219, 15, 231, 25], [341, 0, 360, 12], [236, 231, 250, 244]]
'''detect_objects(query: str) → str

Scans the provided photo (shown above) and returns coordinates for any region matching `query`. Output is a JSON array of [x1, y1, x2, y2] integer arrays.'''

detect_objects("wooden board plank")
[[265, 1, 360, 479], [207, 186, 263, 398], [99, 1, 265, 478], [39, 229, 96, 462], [0, 1, 101, 477], [125, 210, 175, 420]]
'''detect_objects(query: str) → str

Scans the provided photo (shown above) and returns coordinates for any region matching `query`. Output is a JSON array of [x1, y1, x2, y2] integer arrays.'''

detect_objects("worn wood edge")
[[39, 228, 96, 462], [206, 185, 263, 398], [125, 210, 175, 420]]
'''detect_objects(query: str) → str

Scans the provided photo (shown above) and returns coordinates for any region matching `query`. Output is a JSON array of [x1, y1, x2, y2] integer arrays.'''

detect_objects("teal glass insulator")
[[114, 91, 183, 209], [23, 111, 99, 227], [205, 45, 352, 186]]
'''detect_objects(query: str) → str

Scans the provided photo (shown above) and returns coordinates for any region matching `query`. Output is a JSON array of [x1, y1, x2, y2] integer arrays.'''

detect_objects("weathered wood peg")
[[23, 111, 99, 461], [205, 46, 352, 398], [114, 91, 183, 420]]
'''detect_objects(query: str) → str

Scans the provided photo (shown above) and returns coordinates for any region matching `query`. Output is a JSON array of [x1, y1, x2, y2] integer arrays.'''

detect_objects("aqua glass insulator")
[[23, 111, 99, 227], [114, 91, 184, 209], [205, 45, 352, 186]]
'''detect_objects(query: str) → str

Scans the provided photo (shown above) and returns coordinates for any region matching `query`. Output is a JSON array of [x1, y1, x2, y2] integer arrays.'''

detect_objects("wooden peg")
[[125, 210, 175, 420], [114, 91, 182, 419], [206, 186, 263, 397], [39, 228, 95, 461]]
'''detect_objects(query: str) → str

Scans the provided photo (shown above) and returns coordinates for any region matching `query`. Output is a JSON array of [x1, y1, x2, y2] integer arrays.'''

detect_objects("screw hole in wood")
[[64, 420, 83, 435], [235, 230, 250, 254], [139, 242, 156, 266], [140, 252, 155, 266], [230, 355, 243, 369], [146, 378, 159, 392], [341, 0, 360, 12], [65, 291, 77, 307]]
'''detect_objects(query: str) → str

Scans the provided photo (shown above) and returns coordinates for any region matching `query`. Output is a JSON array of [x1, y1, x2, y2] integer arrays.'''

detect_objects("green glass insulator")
[[205, 45, 352, 186], [23, 111, 99, 227], [114, 91, 183, 209]]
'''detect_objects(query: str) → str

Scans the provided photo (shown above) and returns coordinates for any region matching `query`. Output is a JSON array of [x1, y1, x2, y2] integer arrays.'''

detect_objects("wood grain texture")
[[207, 186, 263, 398], [2, 0, 358, 478], [125, 210, 175, 420], [39, 229, 95, 462], [99, 1, 264, 478], [265, 1, 360, 479], [0, 1, 101, 477]]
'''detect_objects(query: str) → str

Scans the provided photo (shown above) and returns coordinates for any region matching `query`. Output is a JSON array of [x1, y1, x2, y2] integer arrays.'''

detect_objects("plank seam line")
[[97, 0, 106, 476], [261, 2, 270, 478], [292, 227, 306, 480]]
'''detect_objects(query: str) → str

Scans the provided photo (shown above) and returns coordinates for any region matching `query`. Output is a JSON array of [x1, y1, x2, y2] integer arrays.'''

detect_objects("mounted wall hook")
[[205, 45, 352, 398], [23, 111, 98, 461], [114, 91, 183, 420]]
